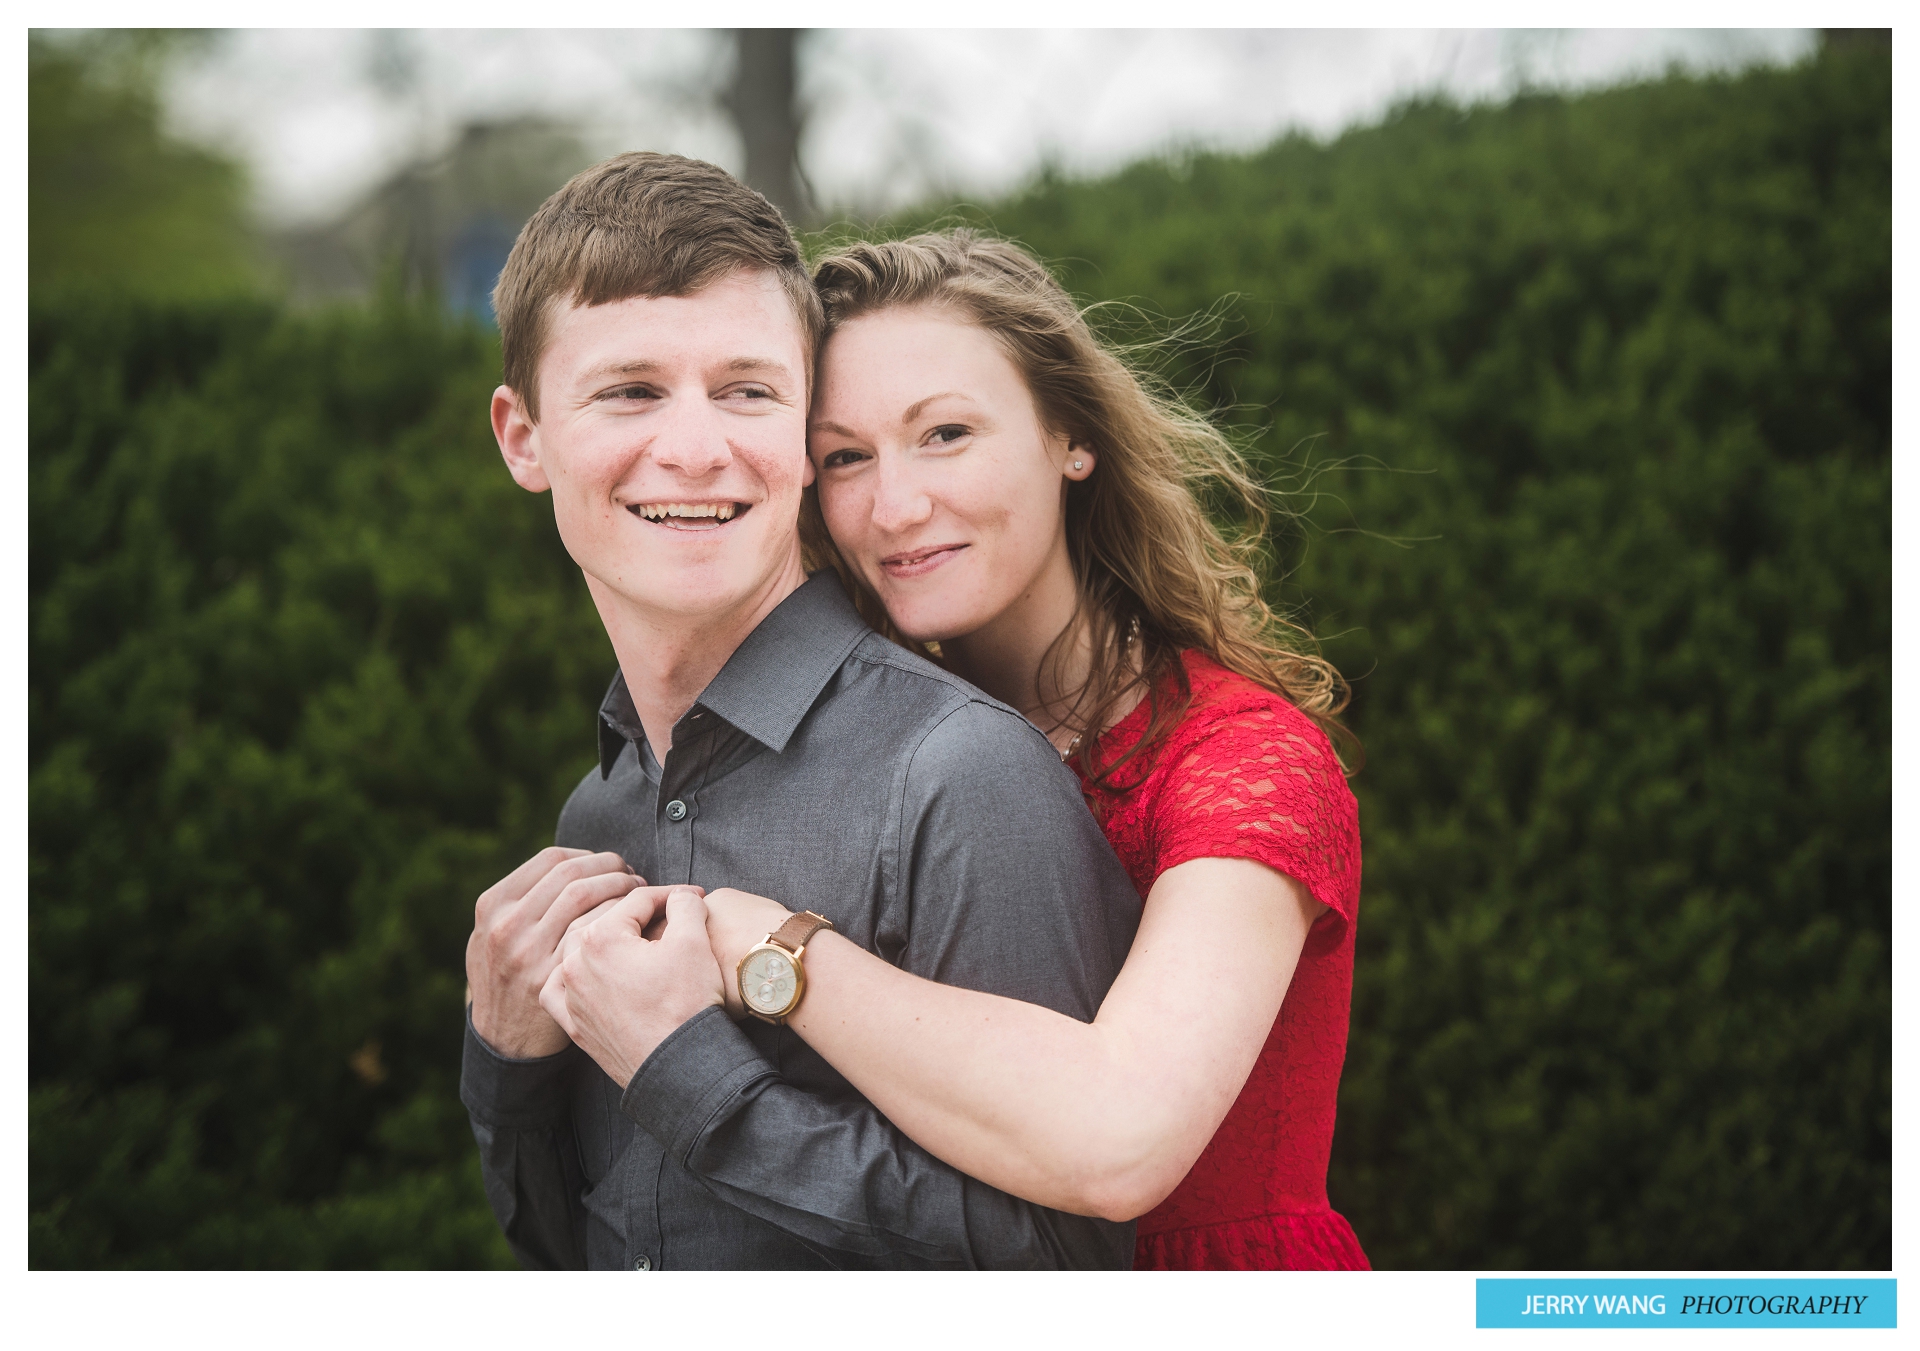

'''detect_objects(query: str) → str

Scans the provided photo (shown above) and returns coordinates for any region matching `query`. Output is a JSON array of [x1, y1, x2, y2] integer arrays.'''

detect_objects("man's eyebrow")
[[583, 359, 666, 380], [581, 356, 796, 381]]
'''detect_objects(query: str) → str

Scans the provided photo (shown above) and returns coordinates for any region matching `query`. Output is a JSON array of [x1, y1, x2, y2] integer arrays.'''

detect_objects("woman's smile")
[[810, 305, 1081, 646], [880, 542, 970, 578]]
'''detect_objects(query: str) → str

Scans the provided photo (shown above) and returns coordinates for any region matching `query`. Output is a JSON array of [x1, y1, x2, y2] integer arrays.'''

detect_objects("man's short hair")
[[493, 151, 823, 420]]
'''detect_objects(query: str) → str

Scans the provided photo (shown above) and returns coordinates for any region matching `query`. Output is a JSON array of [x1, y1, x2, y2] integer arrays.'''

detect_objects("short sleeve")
[[1146, 695, 1361, 929]]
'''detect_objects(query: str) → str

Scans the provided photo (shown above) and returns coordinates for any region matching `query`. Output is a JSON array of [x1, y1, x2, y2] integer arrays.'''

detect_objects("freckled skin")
[[808, 306, 1091, 656], [494, 268, 814, 632]]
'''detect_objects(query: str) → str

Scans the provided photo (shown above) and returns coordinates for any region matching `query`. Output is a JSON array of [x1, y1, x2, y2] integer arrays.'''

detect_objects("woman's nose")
[[870, 461, 934, 533]]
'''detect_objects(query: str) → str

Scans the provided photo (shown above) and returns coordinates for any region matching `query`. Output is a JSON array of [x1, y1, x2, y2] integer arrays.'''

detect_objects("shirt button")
[[665, 799, 687, 821], [634, 1255, 652, 1271]]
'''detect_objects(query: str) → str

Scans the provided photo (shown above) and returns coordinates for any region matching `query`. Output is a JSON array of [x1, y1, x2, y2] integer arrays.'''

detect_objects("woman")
[[703, 230, 1368, 1270]]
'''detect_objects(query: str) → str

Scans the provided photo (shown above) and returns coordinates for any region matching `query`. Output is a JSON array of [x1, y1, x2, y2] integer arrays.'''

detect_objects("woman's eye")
[[821, 449, 868, 469], [928, 425, 968, 445]]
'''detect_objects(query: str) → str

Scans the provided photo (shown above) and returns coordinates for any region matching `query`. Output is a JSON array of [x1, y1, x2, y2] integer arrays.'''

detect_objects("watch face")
[[740, 947, 798, 1017]]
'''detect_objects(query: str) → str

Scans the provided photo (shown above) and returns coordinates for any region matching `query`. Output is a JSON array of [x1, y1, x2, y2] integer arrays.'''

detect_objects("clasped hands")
[[465, 847, 797, 1087]]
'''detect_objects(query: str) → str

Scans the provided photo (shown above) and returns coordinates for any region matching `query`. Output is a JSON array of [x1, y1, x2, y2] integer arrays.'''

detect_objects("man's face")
[[494, 268, 812, 627]]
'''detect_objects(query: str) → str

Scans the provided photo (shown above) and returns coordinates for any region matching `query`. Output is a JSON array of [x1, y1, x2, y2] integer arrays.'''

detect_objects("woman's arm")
[[703, 855, 1324, 1222]]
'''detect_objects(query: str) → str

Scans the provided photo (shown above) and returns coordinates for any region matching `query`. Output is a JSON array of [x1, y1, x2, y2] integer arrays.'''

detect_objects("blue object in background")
[[446, 214, 516, 323]]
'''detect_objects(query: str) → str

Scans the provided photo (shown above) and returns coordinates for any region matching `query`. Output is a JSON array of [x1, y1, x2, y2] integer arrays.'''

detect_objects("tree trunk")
[[726, 29, 811, 225]]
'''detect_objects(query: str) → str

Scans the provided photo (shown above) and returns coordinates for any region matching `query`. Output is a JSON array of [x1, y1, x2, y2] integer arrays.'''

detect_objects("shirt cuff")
[[459, 1006, 582, 1130], [621, 1004, 774, 1157]]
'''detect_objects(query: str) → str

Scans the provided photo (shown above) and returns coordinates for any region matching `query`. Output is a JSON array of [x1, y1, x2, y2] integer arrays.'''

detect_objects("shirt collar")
[[597, 570, 872, 777]]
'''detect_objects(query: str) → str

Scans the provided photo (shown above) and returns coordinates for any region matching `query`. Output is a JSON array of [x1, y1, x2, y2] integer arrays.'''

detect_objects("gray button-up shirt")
[[460, 571, 1142, 1269]]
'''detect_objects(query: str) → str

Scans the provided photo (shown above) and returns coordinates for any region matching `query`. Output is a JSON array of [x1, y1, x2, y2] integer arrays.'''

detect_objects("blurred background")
[[29, 27, 1889, 1268]]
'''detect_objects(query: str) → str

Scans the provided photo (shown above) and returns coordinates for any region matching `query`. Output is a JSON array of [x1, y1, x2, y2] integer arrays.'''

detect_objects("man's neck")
[[587, 554, 809, 759]]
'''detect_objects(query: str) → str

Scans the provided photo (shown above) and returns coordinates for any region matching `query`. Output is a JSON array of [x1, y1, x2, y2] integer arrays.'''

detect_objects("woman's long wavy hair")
[[803, 228, 1355, 787]]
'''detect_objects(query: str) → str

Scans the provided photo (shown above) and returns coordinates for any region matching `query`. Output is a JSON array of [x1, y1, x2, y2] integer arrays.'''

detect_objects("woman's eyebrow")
[[900, 391, 967, 423], [809, 419, 860, 438]]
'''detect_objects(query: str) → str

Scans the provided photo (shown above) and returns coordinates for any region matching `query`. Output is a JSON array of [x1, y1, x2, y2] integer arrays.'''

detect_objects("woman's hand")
[[700, 887, 795, 1017]]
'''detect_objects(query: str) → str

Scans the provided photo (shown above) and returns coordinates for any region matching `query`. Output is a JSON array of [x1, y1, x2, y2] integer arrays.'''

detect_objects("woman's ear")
[[493, 385, 551, 493], [1064, 442, 1097, 481]]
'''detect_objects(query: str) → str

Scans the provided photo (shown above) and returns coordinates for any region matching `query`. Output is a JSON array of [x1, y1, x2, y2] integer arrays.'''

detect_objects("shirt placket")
[[635, 709, 720, 1269], [653, 710, 713, 885]]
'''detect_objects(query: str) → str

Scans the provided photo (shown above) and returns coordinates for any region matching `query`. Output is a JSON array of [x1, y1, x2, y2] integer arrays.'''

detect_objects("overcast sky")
[[161, 28, 1819, 225]]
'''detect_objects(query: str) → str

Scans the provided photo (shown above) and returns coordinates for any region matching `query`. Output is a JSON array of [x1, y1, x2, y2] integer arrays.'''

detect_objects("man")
[[459, 151, 1141, 1269]]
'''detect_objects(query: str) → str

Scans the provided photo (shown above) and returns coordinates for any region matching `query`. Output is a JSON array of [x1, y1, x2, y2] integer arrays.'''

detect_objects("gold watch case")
[[737, 938, 807, 1023]]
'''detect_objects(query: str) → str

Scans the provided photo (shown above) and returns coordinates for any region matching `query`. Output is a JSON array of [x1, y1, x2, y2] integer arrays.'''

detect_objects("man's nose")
[[871, 457, 934, 533], [648, 399, 734, 477]]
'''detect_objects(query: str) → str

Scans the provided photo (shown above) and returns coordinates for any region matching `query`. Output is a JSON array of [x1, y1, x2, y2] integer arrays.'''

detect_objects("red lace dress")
[[1077, 650, 1369, 1270]]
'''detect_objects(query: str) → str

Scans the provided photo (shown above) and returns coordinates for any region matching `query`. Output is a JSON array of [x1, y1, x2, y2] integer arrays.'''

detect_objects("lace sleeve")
[[1148, 694, 1362, 928]]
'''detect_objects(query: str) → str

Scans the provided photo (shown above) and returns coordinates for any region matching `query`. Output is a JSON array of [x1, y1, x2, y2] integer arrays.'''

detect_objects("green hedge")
[[954, 46, 1889, 1267], [28, 298, 597, 1265], [29, 47, 1888, 1267]]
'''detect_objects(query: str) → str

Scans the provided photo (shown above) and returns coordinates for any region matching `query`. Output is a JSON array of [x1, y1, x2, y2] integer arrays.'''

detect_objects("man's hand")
[[540, 888, 725, 1088], [467, 847, 647, 1059], [699, 887, 795, 1018]]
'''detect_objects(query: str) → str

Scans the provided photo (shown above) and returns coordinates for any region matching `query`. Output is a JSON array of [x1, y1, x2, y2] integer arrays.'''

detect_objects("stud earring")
[[1072, 460, 1085, 471]]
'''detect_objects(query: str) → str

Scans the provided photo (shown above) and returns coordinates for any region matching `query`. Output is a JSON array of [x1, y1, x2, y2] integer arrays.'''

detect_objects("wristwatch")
[[737, 911, 835, 1024]]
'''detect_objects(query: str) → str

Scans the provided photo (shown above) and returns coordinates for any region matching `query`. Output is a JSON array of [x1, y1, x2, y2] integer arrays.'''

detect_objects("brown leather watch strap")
[[768, 910, 833, 955]]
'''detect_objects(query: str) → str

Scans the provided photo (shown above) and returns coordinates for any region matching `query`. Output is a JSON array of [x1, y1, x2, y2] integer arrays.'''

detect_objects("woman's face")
[[809, 306, 1093, 645]]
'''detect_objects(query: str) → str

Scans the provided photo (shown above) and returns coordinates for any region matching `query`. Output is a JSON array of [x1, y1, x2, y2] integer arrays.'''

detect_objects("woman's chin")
[[886, 606, 976, 648]]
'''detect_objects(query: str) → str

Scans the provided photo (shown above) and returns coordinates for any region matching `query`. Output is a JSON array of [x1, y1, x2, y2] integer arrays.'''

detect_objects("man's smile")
[[630, 501, 752, 531]]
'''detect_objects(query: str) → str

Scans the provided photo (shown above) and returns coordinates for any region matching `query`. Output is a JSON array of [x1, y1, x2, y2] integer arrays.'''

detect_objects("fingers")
[[538, 963, 573, 1037], [563, 895, 628, 940], [536, 870, 649, 947], [481, 846, 591, 910], [520, 852, 638, 925], [541, 850, 636, 895], [562, 884, 692, 940], [660, 889, 713, 954]]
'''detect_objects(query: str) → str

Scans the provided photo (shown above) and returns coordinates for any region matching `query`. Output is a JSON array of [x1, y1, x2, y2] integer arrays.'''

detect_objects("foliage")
[[30, 47, 1888, 1267], [933, 45, 1889, 1267], [29, 296, 611, 1265], [30, 30, 262, 301]]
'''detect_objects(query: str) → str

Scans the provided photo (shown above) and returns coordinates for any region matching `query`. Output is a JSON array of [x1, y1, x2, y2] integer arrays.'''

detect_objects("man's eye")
[[821, 449, 867, 469], [609, 385, 657, 401], [929, 425, 968, 445]]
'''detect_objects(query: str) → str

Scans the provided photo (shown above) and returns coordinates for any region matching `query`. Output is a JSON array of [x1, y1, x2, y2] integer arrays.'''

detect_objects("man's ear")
[[492, 385, 550, 493]]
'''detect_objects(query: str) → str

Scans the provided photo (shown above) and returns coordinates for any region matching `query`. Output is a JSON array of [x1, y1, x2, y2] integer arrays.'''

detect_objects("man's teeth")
[[637, 503, 737, 520]]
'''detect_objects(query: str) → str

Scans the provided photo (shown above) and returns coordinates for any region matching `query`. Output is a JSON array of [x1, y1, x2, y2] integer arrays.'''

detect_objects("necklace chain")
[[1043, 617, 1138, 762]]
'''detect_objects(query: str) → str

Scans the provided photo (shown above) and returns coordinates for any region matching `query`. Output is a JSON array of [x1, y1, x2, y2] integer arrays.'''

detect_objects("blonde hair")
[[809, 229, 1355, 786]]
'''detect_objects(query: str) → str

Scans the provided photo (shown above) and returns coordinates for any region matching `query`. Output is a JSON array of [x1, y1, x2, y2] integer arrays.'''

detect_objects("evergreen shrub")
[[29, 297, 607, 1265], [960, 45, 1889, 1267], [30, 47, 1888, 1267]]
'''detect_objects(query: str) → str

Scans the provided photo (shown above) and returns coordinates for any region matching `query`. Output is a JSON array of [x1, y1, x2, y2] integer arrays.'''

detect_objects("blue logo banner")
[[1476, 1279, 1895, 1328]]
